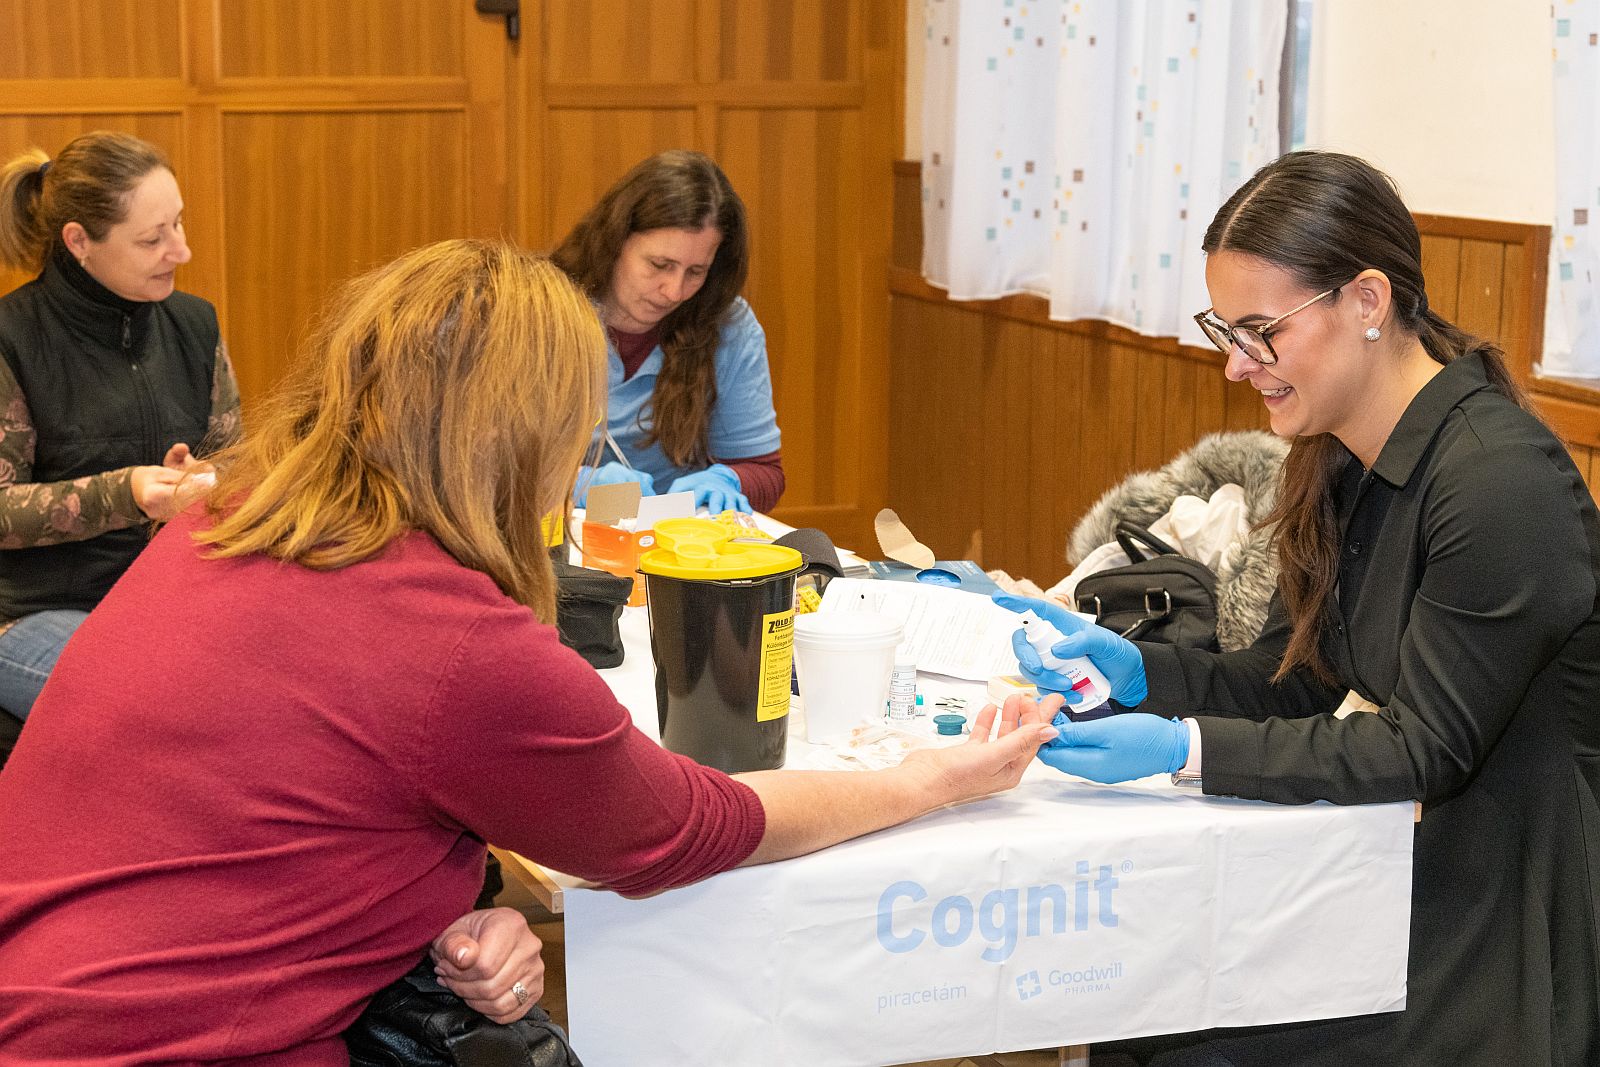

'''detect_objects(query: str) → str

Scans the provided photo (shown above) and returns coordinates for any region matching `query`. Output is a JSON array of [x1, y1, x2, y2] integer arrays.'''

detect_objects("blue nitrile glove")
[[993, 593, 1149, 707], [574, 462, 654, 507], [667, 464, 751, 514], [1036, 713, 1189, 784]]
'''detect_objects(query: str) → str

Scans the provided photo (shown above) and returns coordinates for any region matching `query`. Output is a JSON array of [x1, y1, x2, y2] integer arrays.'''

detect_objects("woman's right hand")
[[130, 465, 188, 520], [993, 593, 1150, 707], [899, 694, 1065, 804], [430, 906, 546, 1024]]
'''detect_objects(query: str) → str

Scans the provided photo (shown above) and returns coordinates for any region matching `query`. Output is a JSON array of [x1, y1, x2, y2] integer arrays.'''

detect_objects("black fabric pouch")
[[1074, 521, 1221, 652], [344, 953, 583, 1067], [553, 561, 631, 669]]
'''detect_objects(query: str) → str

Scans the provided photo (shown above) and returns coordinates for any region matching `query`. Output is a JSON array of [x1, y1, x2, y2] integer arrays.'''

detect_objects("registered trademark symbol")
[[1121, 860, 1134, 873]]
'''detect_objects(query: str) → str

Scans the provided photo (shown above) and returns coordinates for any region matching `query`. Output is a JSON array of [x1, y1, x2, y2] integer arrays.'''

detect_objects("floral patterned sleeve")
[[203, 340, 242, 454], [0, 359, 142, 550]]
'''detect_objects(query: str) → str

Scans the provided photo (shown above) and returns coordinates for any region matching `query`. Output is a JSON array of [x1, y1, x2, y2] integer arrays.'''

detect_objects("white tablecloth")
[[559, 606, 1415, 1067]]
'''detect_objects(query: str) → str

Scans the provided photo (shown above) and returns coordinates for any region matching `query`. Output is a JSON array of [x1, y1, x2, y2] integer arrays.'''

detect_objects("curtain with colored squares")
[[1544, 2, 1600, 378], [921, 1, 1286, 349]]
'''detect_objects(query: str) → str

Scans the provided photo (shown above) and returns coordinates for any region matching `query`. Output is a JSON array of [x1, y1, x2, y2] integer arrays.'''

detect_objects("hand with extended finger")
[[430, 906, 546, 1023], [898, 693, 1066, 802], [1035, 713, 1189, 784], [993, 593, 1149, 707]]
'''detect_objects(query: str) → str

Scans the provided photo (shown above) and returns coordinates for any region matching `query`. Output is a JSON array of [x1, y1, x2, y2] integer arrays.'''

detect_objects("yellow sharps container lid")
[[639, 517, 802, 580]]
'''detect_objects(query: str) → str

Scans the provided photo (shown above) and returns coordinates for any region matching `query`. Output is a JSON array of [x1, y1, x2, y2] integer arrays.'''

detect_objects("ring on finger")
[[512, 980, 531, 1006]]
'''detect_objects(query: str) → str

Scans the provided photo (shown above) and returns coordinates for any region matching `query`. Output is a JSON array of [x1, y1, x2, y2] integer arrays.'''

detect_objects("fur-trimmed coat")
[[1068, 431, 1287, 651]]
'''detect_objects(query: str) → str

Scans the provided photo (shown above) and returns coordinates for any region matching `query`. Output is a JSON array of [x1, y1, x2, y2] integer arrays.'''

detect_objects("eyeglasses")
[[1192, 287, 1339, 366]]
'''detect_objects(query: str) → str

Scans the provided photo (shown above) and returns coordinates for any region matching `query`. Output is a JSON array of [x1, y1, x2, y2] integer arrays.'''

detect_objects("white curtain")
[[1544, 3, 1600, 378], [922, 1, 1286, 347]]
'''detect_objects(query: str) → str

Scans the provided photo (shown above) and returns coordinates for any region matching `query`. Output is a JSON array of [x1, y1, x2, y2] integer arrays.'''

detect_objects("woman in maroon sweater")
[[0, 239, 1056, 1064]]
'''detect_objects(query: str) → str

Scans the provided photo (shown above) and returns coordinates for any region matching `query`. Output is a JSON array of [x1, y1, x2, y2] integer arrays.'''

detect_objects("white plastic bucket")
[[793, 612, 904, 742]]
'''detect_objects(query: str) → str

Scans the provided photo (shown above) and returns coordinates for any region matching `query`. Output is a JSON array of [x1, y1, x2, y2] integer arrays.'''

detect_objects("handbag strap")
[[1113, 520, 1182, 564], [1078, 586, 1174, 641]]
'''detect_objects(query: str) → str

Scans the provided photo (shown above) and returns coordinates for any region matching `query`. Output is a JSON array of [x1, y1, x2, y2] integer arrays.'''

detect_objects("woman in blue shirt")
[[552, 150, 783, 514]]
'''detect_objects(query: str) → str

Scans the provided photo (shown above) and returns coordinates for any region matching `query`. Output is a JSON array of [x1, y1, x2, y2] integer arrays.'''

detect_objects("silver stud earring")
[[1364, 326, 1381, 342]]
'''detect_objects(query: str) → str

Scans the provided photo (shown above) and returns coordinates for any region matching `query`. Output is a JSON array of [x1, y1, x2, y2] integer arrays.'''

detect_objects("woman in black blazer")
[[1001, 151, 1600, 1066]]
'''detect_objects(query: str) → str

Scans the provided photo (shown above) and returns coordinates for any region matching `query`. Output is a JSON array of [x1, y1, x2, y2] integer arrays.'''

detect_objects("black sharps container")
[[638, 518, 803, 773]]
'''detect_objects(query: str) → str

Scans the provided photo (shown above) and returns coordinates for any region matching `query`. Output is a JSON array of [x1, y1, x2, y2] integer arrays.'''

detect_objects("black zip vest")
[[0, 248, 217, 617]]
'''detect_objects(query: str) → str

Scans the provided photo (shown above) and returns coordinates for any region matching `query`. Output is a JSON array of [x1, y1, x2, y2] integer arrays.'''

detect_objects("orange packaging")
[[580, 521, 656, 607]]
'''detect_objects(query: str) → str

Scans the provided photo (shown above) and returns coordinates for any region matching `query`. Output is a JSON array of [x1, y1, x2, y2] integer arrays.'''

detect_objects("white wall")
[[1307, 0, 1553, 223], [904, 2, 1554, 224]]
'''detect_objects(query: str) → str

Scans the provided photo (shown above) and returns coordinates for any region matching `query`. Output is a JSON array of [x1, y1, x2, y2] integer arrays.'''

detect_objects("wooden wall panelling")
[[1418, 234, 1461, 321], [887, 297, 982, 562], [0, 0, 182, 79], [1415, 212, 1550, 385], [220, 109, 472, 401], [891, 159, 922, 276], [1132, 344, 1169, 473], [1042, 329, 1091, 584], [1160, 356, 1200, 466], [720, 107, 863, 512], [542, 0, 699, 85], [978, 317, 1035, 578], [2, 0, 511, 409], [217, 0, 464, 80], [1499, 238, 1534, 381], [541, 109, 699, 240], [719, 0, 859, 82], [1454, 238, 1507, 350]]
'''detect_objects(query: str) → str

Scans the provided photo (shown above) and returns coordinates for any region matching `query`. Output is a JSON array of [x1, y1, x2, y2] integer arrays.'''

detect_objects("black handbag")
[[1074, 522, 1221, 651], [344, 954, 583, 1067], [553, 560, 631, 669]]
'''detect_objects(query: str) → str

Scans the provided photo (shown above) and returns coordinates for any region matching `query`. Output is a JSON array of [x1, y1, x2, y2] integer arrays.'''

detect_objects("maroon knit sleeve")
[[419, 607, 767, 895], [720, 449, 785, 512]]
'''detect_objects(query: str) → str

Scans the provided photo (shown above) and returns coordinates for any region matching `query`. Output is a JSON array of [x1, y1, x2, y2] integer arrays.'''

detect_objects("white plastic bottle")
[[886, 647, 918, 721], [1015, 609, 1113, 716]]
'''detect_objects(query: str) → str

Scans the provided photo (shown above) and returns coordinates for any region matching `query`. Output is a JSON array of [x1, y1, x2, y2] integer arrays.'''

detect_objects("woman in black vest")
[[0, 132, 240, 726]]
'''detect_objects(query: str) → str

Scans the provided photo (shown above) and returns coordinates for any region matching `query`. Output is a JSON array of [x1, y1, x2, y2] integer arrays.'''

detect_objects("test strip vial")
[[887, 648, 918, 721]]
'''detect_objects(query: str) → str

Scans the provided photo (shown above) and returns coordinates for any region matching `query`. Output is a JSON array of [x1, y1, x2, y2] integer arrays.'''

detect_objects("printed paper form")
[[819, 577, 1019, 681]]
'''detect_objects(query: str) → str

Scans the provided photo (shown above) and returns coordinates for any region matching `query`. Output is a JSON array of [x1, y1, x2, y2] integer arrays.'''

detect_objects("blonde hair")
[[0, 131, 171, 272], [197, 239, 607, 622]]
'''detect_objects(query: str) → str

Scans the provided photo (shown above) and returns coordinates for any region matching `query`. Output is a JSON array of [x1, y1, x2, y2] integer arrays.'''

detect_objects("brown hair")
[[550, 149, 748, 468], [0, 131, 171, 273], [197, 239, 607, 623], [1203, 151, 1533, 683]]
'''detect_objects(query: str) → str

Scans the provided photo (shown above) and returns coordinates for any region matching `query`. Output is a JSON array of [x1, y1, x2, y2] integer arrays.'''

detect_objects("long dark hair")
[[551, 150, 749, 468], [1203, 151, 1532, 683]]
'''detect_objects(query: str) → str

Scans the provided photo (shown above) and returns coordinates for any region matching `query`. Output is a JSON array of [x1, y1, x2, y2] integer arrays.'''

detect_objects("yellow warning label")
[[756, 608, 795, 723]]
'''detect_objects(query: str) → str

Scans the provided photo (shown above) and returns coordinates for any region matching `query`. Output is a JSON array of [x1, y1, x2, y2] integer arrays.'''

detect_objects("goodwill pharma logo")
[[872, 860, 1132, 1013]]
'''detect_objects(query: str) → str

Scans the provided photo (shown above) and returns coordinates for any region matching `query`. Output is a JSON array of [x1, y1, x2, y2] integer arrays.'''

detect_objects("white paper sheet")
[[820, 577, 1018, 681]]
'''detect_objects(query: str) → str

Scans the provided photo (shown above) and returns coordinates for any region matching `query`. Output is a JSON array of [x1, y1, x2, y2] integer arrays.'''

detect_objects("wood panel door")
[[1, 0, 511, 405]]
